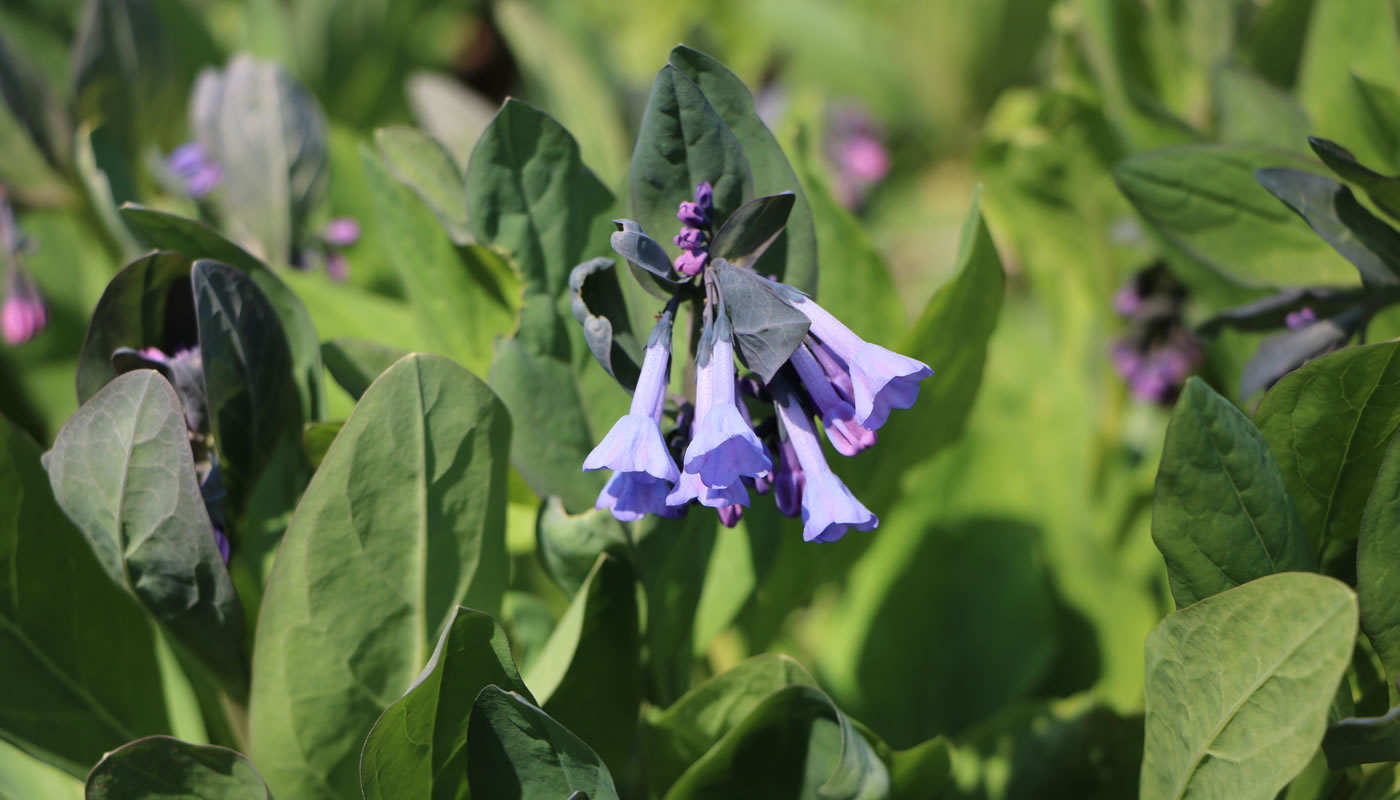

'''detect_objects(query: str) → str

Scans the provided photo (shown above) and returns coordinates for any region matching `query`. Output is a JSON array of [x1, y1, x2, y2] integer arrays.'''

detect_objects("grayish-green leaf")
[[1140, 572, 1358, 800], [320, 338, 407, 401], [192, 259, 302, 516], [405, 71, 496, 169], [609, 222, 681, 282], [360, 607, 533, 800], [119, 205, 326, 421], [711, 192, 794, 270], [466, 687, 620, 800], [1114, 145, 1362, 287], [375, 126, 472, 245], [1197, 288, 1365, 336], [1254, 341, 1400, 552], [1152, 378, 1311, 607], [522, 554, 640, 777], [669, 45, 818, 293], [85, 736, 271, 799], [249, 355, 510, 800], [0, 415, 170, 778], [712, 259, 809, 383], [71, 0, 179, 153], [1309, 137, 1400, 223], [630, 65, 752, 260], [1321, 705, 1400, 768], [1358, 434, 1400, 684], [1255, 167, 1400, 287], [42, 371, 247, 699], [190, 55, 328, 263], [536, 496, 630, 598], [569, 257, 642, 390], [1239, 309, 1364, 399]]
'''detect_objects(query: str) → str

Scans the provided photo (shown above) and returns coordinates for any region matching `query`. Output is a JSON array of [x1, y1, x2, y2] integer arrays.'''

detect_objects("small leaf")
[[320, 338, 407, 401], [42, 371, 247, 699], [712, 259, 809, 383], [1321, 705, 1400, 768], [711, 192, 794, 270], [1152, 378, 1312, 607], [301, 421, 340, 471], [609, 221, 681, 282], [467, 687, 620, 800], [1358, 434, 1400, 683], [1140, 573, 1357, 800], [1239, 308, 1364, 399], [85, 736, 271, 799], [1197, 288, 1366, 336], [569, 257, 642, 389], [1255, 166, 1400, 287], [536, 496, 631, 598], [360, 607, 534, 799], [375, 125, 472, 245], [1308, 137, 1400, 222]]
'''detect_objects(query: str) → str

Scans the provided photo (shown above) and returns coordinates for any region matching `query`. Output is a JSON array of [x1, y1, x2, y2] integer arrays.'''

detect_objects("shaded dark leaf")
[[1197, 287, 1367, 336], [711, 192, 794, 270], [569, 257, 641, 390], [1255, 166, 1400, 287], [1322, 705, 1400, 768], [320, 338, 407, 401], [467, 687, 620, 800], [85, 736, 271, 799], [536, 496, 631, 598], [1309, 137, 1400, 222], [712, 259, 809, 383], [1240, 307, 1364, 398]]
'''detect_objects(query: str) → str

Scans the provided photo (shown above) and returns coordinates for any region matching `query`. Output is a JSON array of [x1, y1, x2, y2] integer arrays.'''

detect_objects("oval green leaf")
[[85, 736, 270, 799], [710, 192, 794, 270], [466, 687, 620, 800]]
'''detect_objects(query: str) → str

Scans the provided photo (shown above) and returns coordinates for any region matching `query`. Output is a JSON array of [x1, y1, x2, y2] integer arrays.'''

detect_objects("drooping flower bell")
[[682, 311, 772, 488], [771, 373, 877, 542], [0, 190, 46, 346]]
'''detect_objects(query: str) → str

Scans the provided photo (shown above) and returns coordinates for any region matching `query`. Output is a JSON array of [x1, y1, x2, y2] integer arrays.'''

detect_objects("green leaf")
[[1152, 378, 1312, 607], [248, 355, 510, 799], [0, 31, 70, 177], [535, 496, 630, 598], [1322, 706, 1400, 768], [569, 257, 641, 390], [320, 338, 407, 401], [0, 738, 83, 800], [0, 415, 171, 778], [42, 371, 247, 699], [375, 125, 472, 245], [190, 55, 328, 263], [405, 71, 496, 169], [1309, 137, 1400, 223], [1254, 167, 1400, 287], [1114, 145, 1363, 287], [713, 259, 810, 383], [488, 337, 601, 513], [645, 654, 816, 796], [466, 687, 620, 800], [889, 736, 953, 800], [664, 684, 889, 799], [1213, 66, 1311, 152], [635, 512, 719, 705], [85, 736, 271, 799], [465, 98, 614, 305], [119, 205, 326, 421], [71, 0, 180, 153], [669, 45, 818, 293], [1254, 341, 1400, 554], [300, 421, 339, 471], [363, 147, 520, 378], [711, 192, 794, 270], [630, 65, 753, 263], [1239, 308, 1366, 399], [1296, 0, 1400, 171], [609, 221, 682, 283], [1358, 434, 1400, 683], [192, 260, 303, 517], [522, 554, 640, 778], [847, 187, 1005, 512], [360, 606, 533, 800], [1140, 572, 1358, 800]]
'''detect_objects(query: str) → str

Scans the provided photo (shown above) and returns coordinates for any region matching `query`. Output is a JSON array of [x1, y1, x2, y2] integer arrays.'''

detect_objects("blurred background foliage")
[[4, 0, 1399, 796]]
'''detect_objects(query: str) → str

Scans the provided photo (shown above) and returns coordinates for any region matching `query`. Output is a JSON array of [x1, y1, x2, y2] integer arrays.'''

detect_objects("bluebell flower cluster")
[[166, 142, 222, 198], [1109, 263, 1200, 405], [0, 189, 46, 346], [583, 183, 933, 542]]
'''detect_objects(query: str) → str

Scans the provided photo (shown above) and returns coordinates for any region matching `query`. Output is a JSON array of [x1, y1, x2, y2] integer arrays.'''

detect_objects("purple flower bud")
[[717, 504, 743, 528], [675, 248, 709, 277], [683, 319, 773, 488], [694, 181, 714, 212], [325, 251, 350, 282], [583, 308, 679, 482], [1285, 307, 1317, 330], [790, 343, 876, 456], [185, 164, 222, 198], [673, 227, 707, 250], [1113, 286, 1142, 317], [597, 471, 680, 521], [677, 201, 709, 228], [324, 217, 361, 247], [167, 142, 207, 175], [771, 374, 876, 542], [212, 521, 230, 564], [840, 135, 889, 184], [790, 297, 932, 430], [2, 271, 46, 345], [772, 436, 803, 517]]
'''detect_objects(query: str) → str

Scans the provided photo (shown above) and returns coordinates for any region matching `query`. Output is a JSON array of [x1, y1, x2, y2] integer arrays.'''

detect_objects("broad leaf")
[[249, 355, 510, 799], [376, 125, 471, 244], [523, 554, 640, 777], [405, 71, 496, 169], [635, 512, 719, 706], [1140, 573, 1357, 800], [192, 260, 303, 516], [1212, 66, 1310, 152], [1239, 309, 1364, 399], [0, 416, 170, 778], [0, 738, 83, 799], [1296, 0, 1400, 172], [665, 684, 889, 799], [535, 496, 630, 598], [466, 687, 620, 800], [71, 0, 179, 153], [1254, 341, 1400, 552], [360, 607, 533, 800], [713, 259, 810, 383], [1321, 706, 1400, 768], [119, 205, 326, 421], [85, 736, 270, 799], [630, 65, 752, 261], [711, 192, 794, 269], [1153, 378, 1311, 607], [669, 45, 818, 293], [1309, 137, 1400, 223], [1358, 434, 1400, 683], [1255, 167, 1400, 287], [42, 371, 246, 699], [320, 338, 407, 401], [1114, 145, 1361, 287]]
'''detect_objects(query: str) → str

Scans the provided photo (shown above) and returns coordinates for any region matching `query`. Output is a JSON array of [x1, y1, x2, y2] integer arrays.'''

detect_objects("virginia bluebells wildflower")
[[166, 142, 222, 198], [321, 217, 360, 281], [583, 182, 933, 540], [1109, 263, 1201, 405], [0, 190, 45, 346], [1285, 306, 1317, 330]]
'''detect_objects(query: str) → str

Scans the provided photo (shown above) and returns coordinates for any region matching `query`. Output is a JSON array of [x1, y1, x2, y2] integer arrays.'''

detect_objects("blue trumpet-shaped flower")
[[771, 374, 876, 542], [789, 342, 876, 456], [598, 471, 679, 522], [683, 315, 772, 488]]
